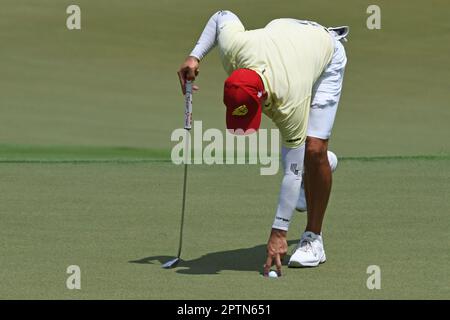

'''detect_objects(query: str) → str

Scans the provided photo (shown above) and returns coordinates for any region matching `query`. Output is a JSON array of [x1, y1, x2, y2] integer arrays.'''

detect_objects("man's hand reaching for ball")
[[177, 56, 200, 95], [264, 228, 288, 277]]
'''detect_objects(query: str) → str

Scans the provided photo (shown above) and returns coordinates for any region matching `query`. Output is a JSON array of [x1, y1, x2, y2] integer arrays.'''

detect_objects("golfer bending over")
[[177, 10, 348, 275]]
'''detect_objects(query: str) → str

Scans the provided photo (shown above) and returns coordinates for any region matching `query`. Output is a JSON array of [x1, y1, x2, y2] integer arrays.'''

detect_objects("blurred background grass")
[[0, 0, 449, 156]]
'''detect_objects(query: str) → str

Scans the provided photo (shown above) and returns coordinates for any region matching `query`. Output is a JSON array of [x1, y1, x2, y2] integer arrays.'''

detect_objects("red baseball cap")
[[223, 69, 266, 135]]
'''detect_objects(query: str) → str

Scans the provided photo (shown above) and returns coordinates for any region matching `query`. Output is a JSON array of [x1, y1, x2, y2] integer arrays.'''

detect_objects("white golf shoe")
[[295, 151, 338, 212], [288, 231, 326, 267]]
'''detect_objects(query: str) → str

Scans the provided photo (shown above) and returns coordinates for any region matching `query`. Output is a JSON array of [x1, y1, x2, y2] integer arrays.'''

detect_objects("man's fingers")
[[177, 67, 199, 95], [264, 256, 273, 276], [177, 71, 186, 95], [186, 68, 196, 81], [177, 70, 186, 85], [275, 255, 282, 276]]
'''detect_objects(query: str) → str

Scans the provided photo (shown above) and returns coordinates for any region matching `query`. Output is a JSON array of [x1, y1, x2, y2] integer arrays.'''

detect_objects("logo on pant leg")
[[275, 216, 290, 223], [290, 163, 299, 175], [286, 137, 302, 143]]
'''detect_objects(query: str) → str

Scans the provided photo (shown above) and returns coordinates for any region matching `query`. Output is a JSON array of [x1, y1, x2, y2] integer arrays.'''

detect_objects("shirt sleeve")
[[189, 10, 243, 61]]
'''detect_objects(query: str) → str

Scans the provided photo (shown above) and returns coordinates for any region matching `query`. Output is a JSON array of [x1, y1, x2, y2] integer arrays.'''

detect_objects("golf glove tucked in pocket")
[[327, 26, 350, 42]]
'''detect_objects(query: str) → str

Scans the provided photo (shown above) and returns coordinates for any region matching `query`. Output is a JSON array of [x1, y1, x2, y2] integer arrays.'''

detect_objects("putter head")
[[162, 257, 180, 269]]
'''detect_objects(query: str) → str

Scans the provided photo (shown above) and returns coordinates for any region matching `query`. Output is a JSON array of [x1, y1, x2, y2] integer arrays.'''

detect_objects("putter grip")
[[184, 81, 193, 130]]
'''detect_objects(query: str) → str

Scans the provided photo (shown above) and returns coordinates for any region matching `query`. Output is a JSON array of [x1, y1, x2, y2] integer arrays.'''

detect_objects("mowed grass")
[[0, 0, 448, 300], [0, 0, 449, 155], [0, 157, 448, 299]]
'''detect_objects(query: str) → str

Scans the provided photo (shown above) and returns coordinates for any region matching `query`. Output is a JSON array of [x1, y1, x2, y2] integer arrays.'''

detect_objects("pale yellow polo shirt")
[[217, 18, 334, 147]]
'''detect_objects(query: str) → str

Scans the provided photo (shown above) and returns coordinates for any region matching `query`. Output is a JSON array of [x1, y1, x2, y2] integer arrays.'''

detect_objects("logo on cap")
[[232, 105, 248, 116]]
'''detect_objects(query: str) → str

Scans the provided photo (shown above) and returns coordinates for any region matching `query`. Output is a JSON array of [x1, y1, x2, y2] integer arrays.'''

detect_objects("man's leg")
[[288, 138, 329, 268], [304, 137, 331, 234], [289, 33, 347, 268], [302, 36, 347, 234], [296, 150, 338, 212]]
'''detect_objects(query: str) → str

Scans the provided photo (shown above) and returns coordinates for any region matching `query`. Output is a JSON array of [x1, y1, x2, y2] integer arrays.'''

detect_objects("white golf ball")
[[268, 271, 278, 278]]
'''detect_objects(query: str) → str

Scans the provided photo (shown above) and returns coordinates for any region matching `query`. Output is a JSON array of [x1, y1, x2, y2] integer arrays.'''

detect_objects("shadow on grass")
[[129, 240, 297, 275]]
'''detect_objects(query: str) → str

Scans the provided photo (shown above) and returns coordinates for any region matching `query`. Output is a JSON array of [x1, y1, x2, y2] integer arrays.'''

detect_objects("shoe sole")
[[295, 207, 307, 213], [288, 256, 326, 268]]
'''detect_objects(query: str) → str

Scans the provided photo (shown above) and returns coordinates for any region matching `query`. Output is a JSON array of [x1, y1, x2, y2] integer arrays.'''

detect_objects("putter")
[[162, 81, 193, 269]]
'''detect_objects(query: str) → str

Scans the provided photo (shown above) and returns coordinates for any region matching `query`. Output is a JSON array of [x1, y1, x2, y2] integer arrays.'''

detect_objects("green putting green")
[[0, 0, 448, 299], [0, 157, 449, 299]]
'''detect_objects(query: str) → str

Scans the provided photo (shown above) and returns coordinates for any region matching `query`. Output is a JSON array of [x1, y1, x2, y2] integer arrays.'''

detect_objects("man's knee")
[[305, 138, 328, 165]]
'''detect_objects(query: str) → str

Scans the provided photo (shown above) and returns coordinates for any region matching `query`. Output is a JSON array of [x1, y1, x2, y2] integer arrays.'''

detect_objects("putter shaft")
[[177, 132, 189, 259], [163, 82, 192, 269]]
